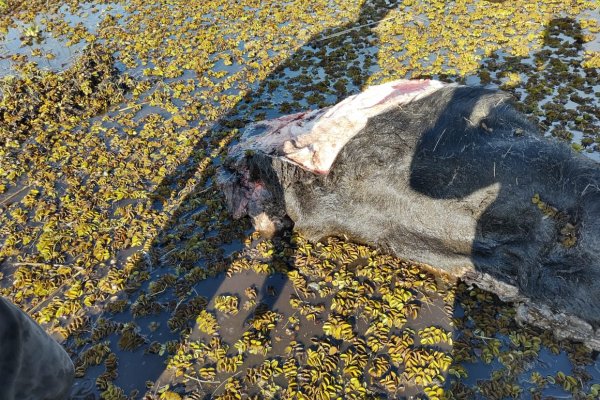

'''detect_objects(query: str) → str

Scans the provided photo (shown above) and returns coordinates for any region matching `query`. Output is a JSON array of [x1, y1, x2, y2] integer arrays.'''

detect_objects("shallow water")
[[0, 2, 128, 77], [1, 0, 600, 399]]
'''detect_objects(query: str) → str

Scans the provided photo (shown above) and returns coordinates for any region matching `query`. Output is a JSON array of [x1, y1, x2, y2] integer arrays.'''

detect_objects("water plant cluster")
[[0, 0, 599, 398]]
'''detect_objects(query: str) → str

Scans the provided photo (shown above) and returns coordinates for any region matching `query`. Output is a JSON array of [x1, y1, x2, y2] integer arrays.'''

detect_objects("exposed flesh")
[[232, 79, 450, 174]]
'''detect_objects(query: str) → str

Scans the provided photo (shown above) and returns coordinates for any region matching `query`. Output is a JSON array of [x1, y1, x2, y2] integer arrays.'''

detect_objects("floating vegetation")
[[195, 310, 219, 335], [118, 322, 146, 351], [323, 315, 355, 341], [213, 295, 239, 316], [0, 0, 599, 399], [0, 44, 131, 157]]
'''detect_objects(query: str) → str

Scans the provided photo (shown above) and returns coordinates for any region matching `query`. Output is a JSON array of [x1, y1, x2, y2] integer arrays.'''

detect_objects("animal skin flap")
[[235, 79, 449, 174]]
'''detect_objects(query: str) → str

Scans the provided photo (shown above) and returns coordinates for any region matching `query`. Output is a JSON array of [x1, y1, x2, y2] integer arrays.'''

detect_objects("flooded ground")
[[0, 2, 127, 76], [1, 0, 600, 399]]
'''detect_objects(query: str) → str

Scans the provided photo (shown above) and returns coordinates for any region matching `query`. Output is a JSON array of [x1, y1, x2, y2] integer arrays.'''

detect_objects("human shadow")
[[69, 1, 406, 397]]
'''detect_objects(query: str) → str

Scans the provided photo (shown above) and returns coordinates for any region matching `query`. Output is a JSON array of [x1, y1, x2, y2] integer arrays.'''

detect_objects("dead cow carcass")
[[218, 79, 600, 349]]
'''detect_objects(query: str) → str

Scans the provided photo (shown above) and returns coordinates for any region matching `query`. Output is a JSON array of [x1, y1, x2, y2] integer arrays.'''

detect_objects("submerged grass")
[[0, 0, 599, 399]]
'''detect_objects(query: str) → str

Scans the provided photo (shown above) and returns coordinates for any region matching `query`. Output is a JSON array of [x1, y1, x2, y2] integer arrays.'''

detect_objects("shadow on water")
[[70, 0, 405, 397]]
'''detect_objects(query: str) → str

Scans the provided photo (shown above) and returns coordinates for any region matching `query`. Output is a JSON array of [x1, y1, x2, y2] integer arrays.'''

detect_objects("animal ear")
[[464, 91, 513, 128], [277, 138, 329, 175], [236, 109, 336, 175]]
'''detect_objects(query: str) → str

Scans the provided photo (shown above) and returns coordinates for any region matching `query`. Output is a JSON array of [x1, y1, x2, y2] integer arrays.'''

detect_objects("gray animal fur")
[[220, 85, 600, 348]]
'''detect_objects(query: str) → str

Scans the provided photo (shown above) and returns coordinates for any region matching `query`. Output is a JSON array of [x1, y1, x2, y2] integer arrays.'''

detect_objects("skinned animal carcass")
[[0, 297, 74, 400], [218, 79, 600, 349]]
